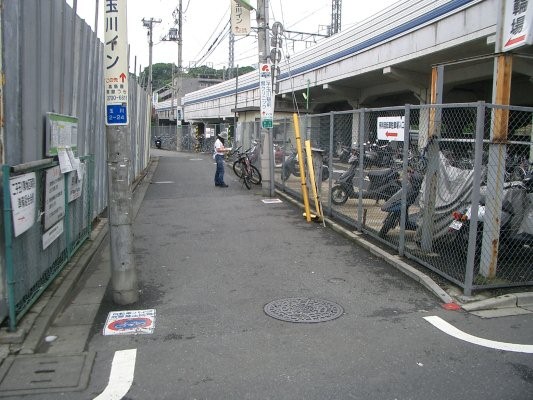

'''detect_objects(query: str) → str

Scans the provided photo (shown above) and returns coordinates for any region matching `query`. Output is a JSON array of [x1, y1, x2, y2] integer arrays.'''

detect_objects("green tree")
[[139, 63, 176, 91], [139, 63, 257, 91]]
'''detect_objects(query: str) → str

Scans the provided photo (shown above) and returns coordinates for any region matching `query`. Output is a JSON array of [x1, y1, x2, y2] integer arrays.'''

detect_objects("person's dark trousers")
[[214, 154, 225, 185]]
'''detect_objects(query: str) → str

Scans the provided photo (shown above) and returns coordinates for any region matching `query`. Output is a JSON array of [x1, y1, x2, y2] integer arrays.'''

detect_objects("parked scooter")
[[274, 143, 284, 166], [337, 144, 353, 163], [378, 170, 425, 237], [448, 172, 533, 255], [330, 154, 402, 205], [281, 147, 330, 182], [281, 147, 300, 180], [155, 137, 162, 149], [352, 141, 396, 168]]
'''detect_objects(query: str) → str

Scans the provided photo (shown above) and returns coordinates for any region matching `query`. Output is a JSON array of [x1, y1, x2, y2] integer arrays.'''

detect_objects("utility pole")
[[104, 0, 138, 305], [257, 0, 274, 197], [176, 0, 183, 116], [177, 0, 183, 73], [228, 31, 235, 80], [142, 17, 162, 94]]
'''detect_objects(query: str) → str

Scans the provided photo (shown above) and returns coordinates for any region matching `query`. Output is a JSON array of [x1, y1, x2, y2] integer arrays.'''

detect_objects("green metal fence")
[[2, 156, 93, 331]]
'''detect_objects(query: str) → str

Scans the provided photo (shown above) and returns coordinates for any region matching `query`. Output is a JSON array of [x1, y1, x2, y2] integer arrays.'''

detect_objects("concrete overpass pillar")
[[348, 100, 362, 147]]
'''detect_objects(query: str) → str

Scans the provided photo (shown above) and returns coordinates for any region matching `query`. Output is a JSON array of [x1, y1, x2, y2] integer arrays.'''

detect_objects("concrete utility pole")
[[176, 0, 183, 114], [177, 0, 183, 73], [142, 17, 162, 94], [257, 0, 274, 197], [104, 0, 138, 304], [229, 31, 235, 80]]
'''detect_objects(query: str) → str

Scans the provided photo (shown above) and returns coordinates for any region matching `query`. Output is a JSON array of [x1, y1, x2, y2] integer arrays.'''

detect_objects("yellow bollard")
[[305, 140, 324, 224], [293, 114, 312, 222]]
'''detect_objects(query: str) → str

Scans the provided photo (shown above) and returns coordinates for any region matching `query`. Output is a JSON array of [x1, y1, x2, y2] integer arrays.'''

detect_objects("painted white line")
[[94, 349, 137, 400], [424, 316, 533, 354], [152, 181, 174, 184]]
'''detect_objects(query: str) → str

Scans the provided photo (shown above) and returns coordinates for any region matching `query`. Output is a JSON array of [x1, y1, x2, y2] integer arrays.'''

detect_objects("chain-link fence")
[[277, 104, 532, 294], [2, 157, 93, 330], [177, 103, 532, 294]]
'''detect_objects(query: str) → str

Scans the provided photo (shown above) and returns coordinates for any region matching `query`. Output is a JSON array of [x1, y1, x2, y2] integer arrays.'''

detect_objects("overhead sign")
[[9, 172, 37, 237], [259, 64, 273, 129], [103, 309, 156, 335], [231, 0, 251, 35], [502, 0, 533, 51], [104, 0, 129, 125], [377, 116, 405, 141]]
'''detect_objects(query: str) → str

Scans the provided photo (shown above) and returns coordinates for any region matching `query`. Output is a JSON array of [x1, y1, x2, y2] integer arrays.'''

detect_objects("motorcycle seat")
[[366, 168, 398, 178]]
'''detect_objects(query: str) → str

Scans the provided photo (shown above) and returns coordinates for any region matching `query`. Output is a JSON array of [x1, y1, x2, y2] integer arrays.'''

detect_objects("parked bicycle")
[[230, 146, 262, 189]]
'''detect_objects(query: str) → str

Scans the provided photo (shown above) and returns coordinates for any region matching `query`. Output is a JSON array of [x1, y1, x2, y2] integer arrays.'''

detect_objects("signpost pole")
[[257, 0, 274, 197], [104, 0, 138, 305]]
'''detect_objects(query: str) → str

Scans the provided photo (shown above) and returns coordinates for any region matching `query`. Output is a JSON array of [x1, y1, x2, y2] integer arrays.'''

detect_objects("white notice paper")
[[58, 147, 74, 173], [10, 172, 37, 237]]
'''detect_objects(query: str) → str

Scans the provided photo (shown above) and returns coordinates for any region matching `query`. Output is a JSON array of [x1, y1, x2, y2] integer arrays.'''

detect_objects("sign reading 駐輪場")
[[502, 0, 533, 51]]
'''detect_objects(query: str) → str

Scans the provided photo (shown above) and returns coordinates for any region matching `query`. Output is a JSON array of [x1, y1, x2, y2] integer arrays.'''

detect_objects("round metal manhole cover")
[[264, 297, 344, 323]]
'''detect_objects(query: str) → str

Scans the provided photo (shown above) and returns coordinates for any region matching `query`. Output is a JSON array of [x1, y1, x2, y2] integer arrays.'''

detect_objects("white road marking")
[[152, 181, 174, 184], [424, 316, 533, 354], [94, 349, 137, 400]]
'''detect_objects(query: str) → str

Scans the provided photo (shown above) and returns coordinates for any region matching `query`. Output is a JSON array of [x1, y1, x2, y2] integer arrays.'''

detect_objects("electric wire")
[[195, 22, 231, 66], [276, 0, 300, 116], [191, 9, 230, 63]]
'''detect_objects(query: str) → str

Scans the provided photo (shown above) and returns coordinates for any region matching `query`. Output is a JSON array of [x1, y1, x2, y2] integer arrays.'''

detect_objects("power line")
[[191, 9, 230, 62], [194, 22, 231, 67]]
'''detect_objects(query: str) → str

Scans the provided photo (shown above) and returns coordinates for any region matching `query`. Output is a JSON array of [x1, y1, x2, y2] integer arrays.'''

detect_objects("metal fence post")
[[64, 171, 72, 257], [2, 165, 17, 331], [398, 105, 411, 256], [463, 102, 486, 295], [327, 112, 334, 213], [356, 109, 366, 231]]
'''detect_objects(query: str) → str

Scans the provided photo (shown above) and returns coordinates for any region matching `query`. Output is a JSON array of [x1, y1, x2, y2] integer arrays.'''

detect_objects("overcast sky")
[[66, 0, 398, 73]]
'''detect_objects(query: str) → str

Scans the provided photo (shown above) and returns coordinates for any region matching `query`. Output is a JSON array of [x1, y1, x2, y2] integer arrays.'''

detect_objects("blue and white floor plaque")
[[103, 309, 156, 336]]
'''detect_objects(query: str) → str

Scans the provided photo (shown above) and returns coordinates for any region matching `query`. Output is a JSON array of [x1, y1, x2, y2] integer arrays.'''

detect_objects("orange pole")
[[293, 114, 311, 222]]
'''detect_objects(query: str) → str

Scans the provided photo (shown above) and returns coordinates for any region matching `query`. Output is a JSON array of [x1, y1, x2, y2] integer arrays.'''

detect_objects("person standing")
[[214, 131, 230, 187]]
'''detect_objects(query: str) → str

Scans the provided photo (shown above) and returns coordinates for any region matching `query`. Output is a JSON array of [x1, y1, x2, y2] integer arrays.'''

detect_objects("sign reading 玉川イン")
[[104, 0, 129, 126]]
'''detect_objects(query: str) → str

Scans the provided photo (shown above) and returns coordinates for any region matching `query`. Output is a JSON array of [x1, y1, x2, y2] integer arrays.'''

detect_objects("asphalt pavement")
[[1, 149, 532, 400]]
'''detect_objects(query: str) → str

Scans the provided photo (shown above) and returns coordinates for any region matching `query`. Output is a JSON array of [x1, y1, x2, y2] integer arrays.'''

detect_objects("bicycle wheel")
[[243, 174, 252, 189], [249, 165, 262, 184], [233, 159, 244, 178]]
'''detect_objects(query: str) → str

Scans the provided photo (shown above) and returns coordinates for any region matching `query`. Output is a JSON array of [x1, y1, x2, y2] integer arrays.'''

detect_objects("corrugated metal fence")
[[1, 0, 151, 327]]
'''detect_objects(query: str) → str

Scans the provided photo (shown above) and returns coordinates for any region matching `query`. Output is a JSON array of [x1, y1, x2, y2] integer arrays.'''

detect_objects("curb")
[[0, 157, 159, 357], [18, 220, 109, 355], [462, 292, 533, 312], [274, 189, 454, 304]]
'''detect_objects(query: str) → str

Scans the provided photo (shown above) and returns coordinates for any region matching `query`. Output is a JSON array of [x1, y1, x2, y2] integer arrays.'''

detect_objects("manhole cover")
[[0, 352, 94, 397], [264, 297, 344, 323]]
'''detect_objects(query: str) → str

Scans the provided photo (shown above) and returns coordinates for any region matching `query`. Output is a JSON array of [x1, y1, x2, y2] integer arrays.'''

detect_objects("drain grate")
[[0, 352, 95, 397], [264, 297, 344, 323]]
